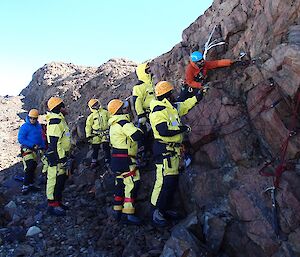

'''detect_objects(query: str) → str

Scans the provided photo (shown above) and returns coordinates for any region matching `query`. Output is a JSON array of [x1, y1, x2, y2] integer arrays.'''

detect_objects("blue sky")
[[0, 0, 212, 96]]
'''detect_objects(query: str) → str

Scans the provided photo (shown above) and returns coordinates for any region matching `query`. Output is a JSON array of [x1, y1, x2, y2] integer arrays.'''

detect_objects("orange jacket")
[[185, 59, 233, 89]]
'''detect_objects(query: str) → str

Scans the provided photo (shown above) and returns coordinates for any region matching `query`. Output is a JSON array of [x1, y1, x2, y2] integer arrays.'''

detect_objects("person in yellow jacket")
[[108, 99, 144, 225], [149, 81, 202, 226], [45, 97, 71, 216], [132, 62, 155, 122], [132, 62, 155, 164], [85, 99, 111, 168]]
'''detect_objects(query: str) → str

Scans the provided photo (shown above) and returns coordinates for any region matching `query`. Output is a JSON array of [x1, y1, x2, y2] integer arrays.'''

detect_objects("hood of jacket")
[[136, 62, 152, 84]]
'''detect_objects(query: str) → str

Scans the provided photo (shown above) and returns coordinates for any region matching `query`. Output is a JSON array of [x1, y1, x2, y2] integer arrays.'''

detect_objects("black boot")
[[47, 206, 66, 216], [29, 184, 41, 192], [121, 214, 142, 225]]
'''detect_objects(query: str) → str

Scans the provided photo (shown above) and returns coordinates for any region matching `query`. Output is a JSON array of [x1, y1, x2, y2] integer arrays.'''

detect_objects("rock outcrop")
[[21, 59, 136, 114], [149, 0, 300, 256], [0, 96, 25, 171], [2, 0, 300, 256]]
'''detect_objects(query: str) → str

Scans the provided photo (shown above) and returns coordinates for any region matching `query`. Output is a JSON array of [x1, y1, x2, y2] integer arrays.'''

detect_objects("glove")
[[64, 158, 75, 176], [233, 60, 251, 67], [59, 156, 68, 164], [195, 90, 203, 102], [45, 150, 59, 166], [86, 135, 93, 143], [202, 85, 210, 95], [138, 117, 147, 125], [179, 125, 191, 134]]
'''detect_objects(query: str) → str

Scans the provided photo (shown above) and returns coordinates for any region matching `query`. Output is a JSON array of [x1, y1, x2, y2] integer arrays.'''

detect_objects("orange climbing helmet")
[[28, 109, 39, 118], [88, 99, 99, 108], [107, 99, 124, 115], [155, 81, 174, 97], [47, 97, 63, 111]]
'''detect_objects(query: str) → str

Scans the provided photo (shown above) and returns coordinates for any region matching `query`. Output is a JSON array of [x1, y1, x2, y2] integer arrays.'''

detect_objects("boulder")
[[160, 213, 211, 257], [4, 200, 17, 220], [26, 226, 42, 237], [14, 244, 34, 256]]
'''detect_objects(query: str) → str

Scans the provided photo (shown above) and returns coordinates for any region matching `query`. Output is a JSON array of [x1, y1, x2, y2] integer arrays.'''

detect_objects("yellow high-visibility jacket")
[[109, 114, 143, 157], [85, 107, 110, 144], [149, 96, 197, 144], [132, 62, 155, 118], [46, 112, 71, 162]]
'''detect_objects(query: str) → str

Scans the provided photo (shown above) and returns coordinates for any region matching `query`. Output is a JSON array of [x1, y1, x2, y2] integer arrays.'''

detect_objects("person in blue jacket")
[[18, 109, 46, 194]]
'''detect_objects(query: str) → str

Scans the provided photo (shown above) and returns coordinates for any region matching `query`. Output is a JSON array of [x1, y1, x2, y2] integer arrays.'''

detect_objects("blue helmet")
[[190, 51, 203, 62]]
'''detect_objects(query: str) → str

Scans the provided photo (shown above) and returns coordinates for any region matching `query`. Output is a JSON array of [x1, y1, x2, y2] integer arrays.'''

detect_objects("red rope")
[[259, 90, 300, 188]]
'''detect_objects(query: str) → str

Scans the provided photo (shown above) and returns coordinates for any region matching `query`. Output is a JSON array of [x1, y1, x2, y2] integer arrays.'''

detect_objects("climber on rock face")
[[85, 98, 111, 168], [177, 51, 235, 101], [108, 98, 144, 225], [18, 108, 46, 195], [45, 97, 71, 216], [132, 62, 155, 166], [149, 81, 202, 227]]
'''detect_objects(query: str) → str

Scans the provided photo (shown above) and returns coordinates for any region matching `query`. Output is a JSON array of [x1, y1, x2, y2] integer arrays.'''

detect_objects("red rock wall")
[[150, 0, 300, 256]]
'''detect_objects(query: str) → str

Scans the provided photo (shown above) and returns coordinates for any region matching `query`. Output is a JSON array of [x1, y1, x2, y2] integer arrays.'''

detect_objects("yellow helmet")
[[88, 98, 99, 108], [107, 99, 123, 115], [47, 97, 63, 111], [28, 109, 39, 118], [155, 81, 174, 97]]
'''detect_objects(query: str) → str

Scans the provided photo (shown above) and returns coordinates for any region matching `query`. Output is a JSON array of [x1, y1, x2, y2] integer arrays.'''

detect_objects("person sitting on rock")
[[132, 62, 155, 165], [18, 109, 46, 195], [177, 51, 234, 101], [85, 98, 111, 168], [108, 99, 144, 225], [45, 97, 71, 216], [149, 81, 202, 226]]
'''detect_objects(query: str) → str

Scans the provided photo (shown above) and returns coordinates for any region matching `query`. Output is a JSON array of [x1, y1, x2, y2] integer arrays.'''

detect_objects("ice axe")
[[263, 186, 280, 237], [203, 25, 226, 60]]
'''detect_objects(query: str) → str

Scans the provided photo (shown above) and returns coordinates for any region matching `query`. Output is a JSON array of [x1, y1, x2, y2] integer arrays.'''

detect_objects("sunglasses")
[[29, 117, 38, 120]]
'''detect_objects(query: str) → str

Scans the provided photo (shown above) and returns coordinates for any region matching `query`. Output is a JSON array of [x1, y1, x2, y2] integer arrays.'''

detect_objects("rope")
[[259, 90, 300, 188]]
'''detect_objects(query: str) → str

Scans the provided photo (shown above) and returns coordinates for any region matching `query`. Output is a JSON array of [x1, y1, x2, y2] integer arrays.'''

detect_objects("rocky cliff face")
[[9, 0, 300, 256], [0, 96, 24, 170], [150, 0, 300, 256]]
